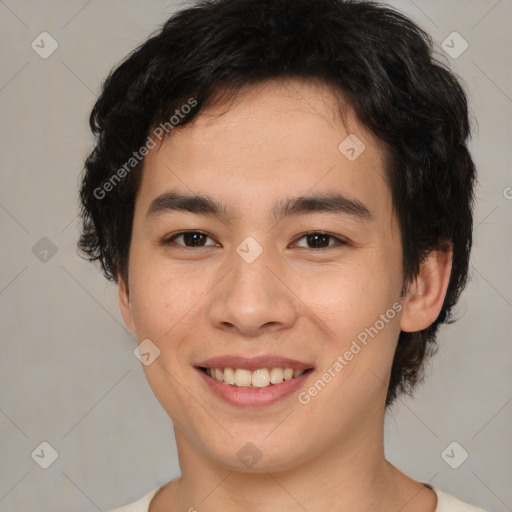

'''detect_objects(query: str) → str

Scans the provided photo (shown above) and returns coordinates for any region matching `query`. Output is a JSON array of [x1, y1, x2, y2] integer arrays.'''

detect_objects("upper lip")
[[195, 355, 314, 371]]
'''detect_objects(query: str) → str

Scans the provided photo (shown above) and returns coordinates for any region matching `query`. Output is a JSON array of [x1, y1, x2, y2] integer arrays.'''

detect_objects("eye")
[[294, 232, 347, 250], [162, 231, 346, 250], [164, 231, 218, 247]]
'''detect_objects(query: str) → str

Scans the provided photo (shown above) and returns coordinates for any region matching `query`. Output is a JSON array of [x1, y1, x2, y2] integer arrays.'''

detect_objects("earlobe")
[[118, 276, 136, 334], [400, 249, 453, 333]]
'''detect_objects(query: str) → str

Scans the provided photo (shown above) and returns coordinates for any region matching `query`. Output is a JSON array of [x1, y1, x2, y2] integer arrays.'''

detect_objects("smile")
[[195, 355, 314, 408], [200, 367, 312, 388]]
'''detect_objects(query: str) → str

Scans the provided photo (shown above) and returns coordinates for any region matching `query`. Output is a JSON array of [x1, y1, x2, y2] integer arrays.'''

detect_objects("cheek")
[[294, 259, 403, 404], [295, 270, 402, 422], [127, 260, 224, 376], [128, 257, 205, 333], [294, 258, 400, 340]]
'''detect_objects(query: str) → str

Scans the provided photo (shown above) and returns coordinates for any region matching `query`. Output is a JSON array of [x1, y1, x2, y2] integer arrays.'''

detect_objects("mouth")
[[198, 366, 314, 388], [194, 355, 314, 407]]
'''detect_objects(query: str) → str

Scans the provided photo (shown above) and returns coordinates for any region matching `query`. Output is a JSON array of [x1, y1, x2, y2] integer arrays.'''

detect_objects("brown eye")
[[306, 233, 330, 248], [295, 232, 346, 249], [166, 231, 216, 247]]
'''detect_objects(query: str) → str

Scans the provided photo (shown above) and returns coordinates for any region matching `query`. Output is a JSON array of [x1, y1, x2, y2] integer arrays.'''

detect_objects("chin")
[[202, 434, 315, 475]]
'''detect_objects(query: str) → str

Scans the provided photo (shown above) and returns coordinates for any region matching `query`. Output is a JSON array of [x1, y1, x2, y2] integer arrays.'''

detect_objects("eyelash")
[[162, 230, 348, 251]]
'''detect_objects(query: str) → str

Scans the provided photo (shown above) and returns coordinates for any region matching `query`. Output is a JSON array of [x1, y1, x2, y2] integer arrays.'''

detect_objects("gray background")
[[0, 0, 511, 511]]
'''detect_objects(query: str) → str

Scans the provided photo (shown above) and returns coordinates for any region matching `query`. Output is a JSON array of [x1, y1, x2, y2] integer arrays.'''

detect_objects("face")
[[119, 79, 407, 472]]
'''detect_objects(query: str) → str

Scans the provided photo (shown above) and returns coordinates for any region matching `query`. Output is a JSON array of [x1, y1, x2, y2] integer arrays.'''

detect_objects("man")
[[78, 0, 484, 510]]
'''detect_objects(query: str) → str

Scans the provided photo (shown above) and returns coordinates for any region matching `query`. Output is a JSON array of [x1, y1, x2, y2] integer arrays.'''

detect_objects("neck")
[[156, 406, 422, 512]]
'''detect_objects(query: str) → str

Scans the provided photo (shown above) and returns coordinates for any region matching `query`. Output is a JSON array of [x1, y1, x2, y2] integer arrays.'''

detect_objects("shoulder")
[[424, 483, 489, 512], [108, 483, 490, 512], [108, 486, 162, 512]]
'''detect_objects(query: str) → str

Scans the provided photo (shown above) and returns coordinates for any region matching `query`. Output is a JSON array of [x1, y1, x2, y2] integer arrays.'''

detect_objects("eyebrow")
[[145, 190, 372, 222]]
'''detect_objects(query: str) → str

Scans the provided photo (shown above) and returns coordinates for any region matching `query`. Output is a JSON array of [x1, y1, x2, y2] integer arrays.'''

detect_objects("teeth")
[[205, 367, 307, 388], [283, 368, 294, 380], [270, 367, 284, 384], [252, 369, 270, 388], [234, 368, 252, 387], [223, 367, 236, 385]]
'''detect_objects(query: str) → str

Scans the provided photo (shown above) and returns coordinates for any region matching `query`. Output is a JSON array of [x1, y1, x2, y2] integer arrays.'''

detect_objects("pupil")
[[184, 232, 205, 246], [308, 234, 329, 248]]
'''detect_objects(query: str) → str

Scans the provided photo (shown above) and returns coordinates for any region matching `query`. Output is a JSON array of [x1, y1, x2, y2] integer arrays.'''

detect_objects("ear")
[[400, 248, 453, 333], [118, 275, 136, 334]]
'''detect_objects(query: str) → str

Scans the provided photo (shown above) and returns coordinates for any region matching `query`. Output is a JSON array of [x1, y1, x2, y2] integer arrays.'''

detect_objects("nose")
[[207, 247, 300, 338]]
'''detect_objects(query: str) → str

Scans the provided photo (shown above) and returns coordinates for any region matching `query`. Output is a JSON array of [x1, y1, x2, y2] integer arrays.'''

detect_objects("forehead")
[[138, 78, 391, 223]]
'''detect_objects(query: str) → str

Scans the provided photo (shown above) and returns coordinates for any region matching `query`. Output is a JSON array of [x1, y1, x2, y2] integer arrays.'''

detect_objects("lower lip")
[[196, 368, 312, 408]]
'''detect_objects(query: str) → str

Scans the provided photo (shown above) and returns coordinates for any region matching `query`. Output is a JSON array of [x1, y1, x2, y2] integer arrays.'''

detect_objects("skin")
[[118, 78, 452, 511]]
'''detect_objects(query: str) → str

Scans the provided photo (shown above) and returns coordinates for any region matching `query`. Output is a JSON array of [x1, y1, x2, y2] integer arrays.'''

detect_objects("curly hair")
[[78, 0, 476, 407]]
